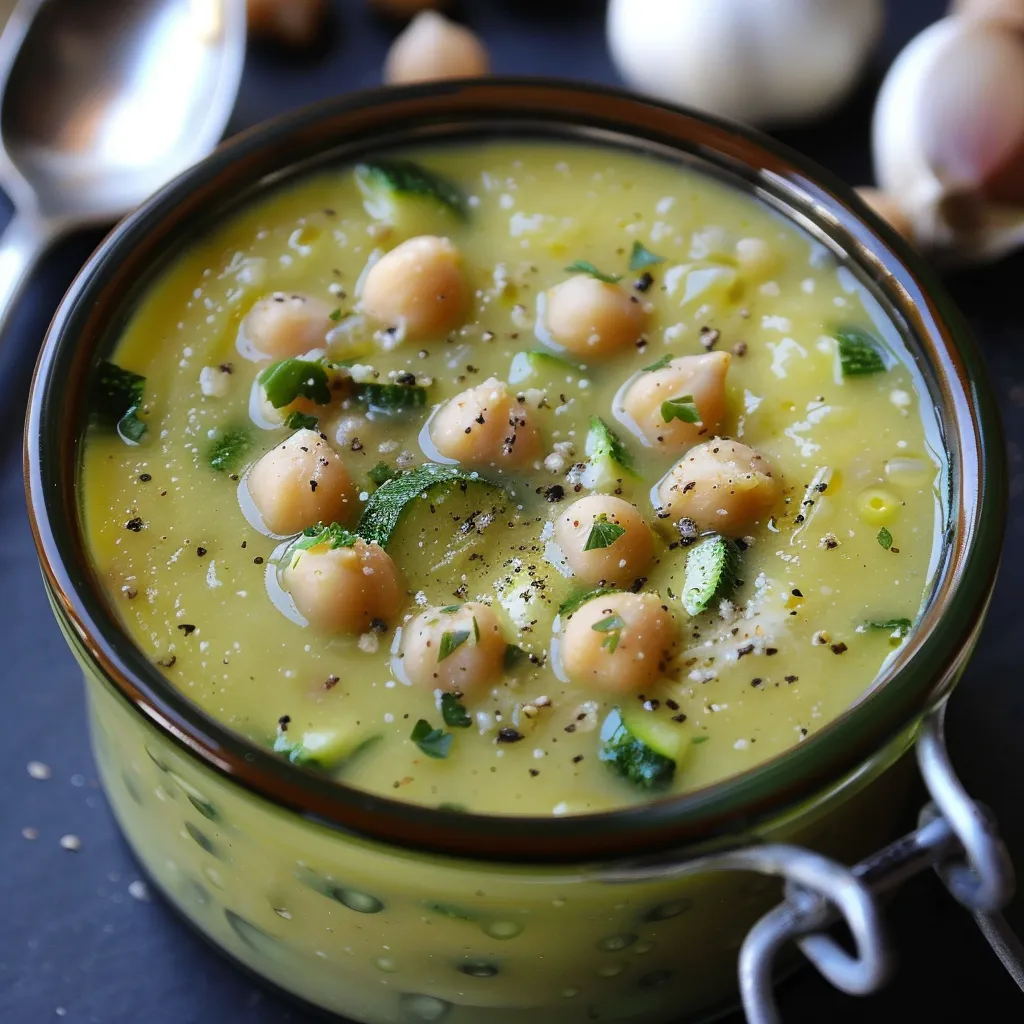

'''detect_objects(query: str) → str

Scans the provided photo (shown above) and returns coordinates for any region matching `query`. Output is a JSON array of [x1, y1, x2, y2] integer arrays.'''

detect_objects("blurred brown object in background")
[[384, 11, 489, 84], [855, 187, 914, 241], [370, 0, 449, 20], [247, 0, 327, 48], [952, 0, 1024, 29]]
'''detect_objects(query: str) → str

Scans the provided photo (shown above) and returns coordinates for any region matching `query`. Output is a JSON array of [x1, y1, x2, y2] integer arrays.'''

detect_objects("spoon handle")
[[0, 209, 50, 345]]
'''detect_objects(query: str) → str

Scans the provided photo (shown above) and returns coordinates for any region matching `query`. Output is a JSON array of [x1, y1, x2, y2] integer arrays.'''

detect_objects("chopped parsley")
[[293, 522, 360, 552], [661, 395, 701, 425], [866, 618, 912, 639], [284, 411, 318, 430], [641, 353, 674, 372], [628, 241, 666, 272], [368, 461, 397, 487], [440, 693, 472, 728], [583, 513, 627, 552], [328, 308, 342, 322], [503, 644, 528, 669], [207, 428, 252, 472], [691, 735, 710, 745], [258, 358, 331, 409], [438, 629, 471, 662], [877, 527, 893, 550], [559, 587, 619, 617], [411, 719, 453, 759], [592, 613, 626, 653], [564, 260, 622, 284], [92, 361, 147, 444]]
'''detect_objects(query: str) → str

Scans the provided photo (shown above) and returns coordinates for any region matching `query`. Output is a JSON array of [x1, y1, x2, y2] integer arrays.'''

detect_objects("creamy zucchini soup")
[[82, 142, 940, 816]]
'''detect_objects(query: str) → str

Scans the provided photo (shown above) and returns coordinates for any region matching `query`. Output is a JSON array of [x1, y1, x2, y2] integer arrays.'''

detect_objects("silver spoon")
[[0, 0, 246, 342]]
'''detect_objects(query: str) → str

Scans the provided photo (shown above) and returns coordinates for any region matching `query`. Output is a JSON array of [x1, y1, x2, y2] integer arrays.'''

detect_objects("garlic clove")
[[872, 15, 1024, 263], [606, 0, 884, 127], [383, 11, 490, 85]]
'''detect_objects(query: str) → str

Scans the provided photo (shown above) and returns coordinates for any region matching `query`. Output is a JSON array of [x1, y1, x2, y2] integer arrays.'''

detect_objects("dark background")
[[3, 1, 1024, 1022]]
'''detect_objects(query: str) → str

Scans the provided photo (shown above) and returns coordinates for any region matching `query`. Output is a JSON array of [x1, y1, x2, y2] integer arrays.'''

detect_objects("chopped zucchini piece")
[[258, 358, 332, 409], [92, 361, 148, 444], [354, 382, 428, 416], [581, 416, 639, 492], [355, 160, 467, 222], [207, 427, 252, 472], [599, 707, 681, 790], [681, 534, 741, 616], [836, 326, 888, 376], [273, 729, 376, 770]]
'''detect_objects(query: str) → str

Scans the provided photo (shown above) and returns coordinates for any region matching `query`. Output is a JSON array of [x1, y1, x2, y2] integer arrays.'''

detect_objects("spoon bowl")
[[0, 0, 245, 351]]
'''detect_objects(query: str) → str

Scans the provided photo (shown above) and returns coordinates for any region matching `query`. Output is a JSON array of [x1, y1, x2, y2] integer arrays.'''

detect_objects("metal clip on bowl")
[[596, 702, 1023, 1022]]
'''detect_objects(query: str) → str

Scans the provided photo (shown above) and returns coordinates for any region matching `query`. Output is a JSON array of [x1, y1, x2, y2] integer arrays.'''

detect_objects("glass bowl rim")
[[24, 78, 1007, 865]]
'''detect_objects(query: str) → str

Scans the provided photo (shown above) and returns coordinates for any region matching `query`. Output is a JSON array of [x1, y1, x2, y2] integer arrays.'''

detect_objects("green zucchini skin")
[[598, 707, 676, 790]]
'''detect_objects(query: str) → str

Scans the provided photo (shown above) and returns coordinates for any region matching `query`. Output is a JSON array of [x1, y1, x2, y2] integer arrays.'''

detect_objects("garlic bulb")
[[606, 0, 884, 126], [871, 13, 1024, 264], [384, 11, 490, 85]]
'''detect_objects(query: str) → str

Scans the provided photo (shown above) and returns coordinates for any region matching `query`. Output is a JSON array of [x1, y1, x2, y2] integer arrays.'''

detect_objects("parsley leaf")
[[661, 395, 700, 424], [584, 513, 627, 552], [438, 629, 471, 662], [877, 527, 893, 550], [411, 719, 453, 759], [368, 461, 397, 487], [258, 358, 331, 409], [592, 613, 626, 654], [207, 427, 252, 472], [503, 643, 528, 669], [559, 587, 620, 617], [441, 692, 472, 728], [867, 617, 912, 638], [629, 241, 666, 272], [691, 735, 710, 745], [564, 260, 622, 284], [293, 522, 360, 552], [836, 326, 888, 376], [285, 411, 318, 430], [642, 353, 674, 372], [328, 308, 342, 322]]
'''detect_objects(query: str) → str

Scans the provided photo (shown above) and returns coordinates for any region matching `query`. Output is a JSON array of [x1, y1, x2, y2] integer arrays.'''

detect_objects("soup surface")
[[82, 142, 942, 815]]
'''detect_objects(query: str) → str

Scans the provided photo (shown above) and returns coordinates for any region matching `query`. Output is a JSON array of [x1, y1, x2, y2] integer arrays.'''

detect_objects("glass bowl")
[[25, 80, 1007, 1024]]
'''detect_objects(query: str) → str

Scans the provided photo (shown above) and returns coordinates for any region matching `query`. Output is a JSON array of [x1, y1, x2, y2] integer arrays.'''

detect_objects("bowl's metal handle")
[[594, 703, 1022, 1021]]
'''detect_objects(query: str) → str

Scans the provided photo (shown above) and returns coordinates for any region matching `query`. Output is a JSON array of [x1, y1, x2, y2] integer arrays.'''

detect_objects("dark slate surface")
[[3, 1, 1023, 1022]]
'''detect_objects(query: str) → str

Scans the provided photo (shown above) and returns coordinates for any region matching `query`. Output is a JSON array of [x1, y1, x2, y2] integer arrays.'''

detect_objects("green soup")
[[81, 142, 941, 816]]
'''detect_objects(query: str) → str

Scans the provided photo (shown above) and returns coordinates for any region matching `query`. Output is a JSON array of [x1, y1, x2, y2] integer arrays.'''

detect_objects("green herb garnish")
[[661, 395, 701, 425], [328, 308, 342, 322], [592, 613, 626, 654], [583, 513, 627, 552], [258, 358, 331, 409], [564, 260, 622, 284], [293, 522, 360, 552], [629, 241, 666, 272], [207, 428, 252, 472], [681, 534, 741, 616], [867, 617, 912, 638], [877, 527, 893, 550], [836, 326, 888, 376], [93, 361, 147, 444], [411, 719, 454, 759], [585, 416, 634, 472], [441, 692, 472, 728], [691, 735, 710, 745], [368, 461, 397, 488], [438, 629, 472, 662], [285, 411, 318, 430], [641, 353, 674, 372], [358, 463, 505, 548], [558, 587, 619, 618], [503, 644, 528, 669]]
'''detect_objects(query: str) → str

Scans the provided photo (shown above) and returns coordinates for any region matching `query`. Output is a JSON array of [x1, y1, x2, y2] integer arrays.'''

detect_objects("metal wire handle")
[[594, 704, 1022, 1022]]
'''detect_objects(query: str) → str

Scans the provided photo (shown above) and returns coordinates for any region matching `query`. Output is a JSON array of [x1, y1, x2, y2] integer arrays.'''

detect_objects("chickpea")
[[240, 292, 334, 361], [655, 439, 779, 536], [398, 602, 506, 697], [430, 377, 542, 467], [559, 592, 676, 693], [245, 429, 357, 536], [361, 236, 469, 341], [552, 495, 653, 587], [543, 274, 645, 357], [619, 351, 730, 452], [383, 11, 489, 85], [284, 539, 403, 634]]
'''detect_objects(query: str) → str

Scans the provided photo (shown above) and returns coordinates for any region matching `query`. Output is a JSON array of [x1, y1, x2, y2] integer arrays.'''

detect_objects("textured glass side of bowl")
[[79, 656, 917, 1024]]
